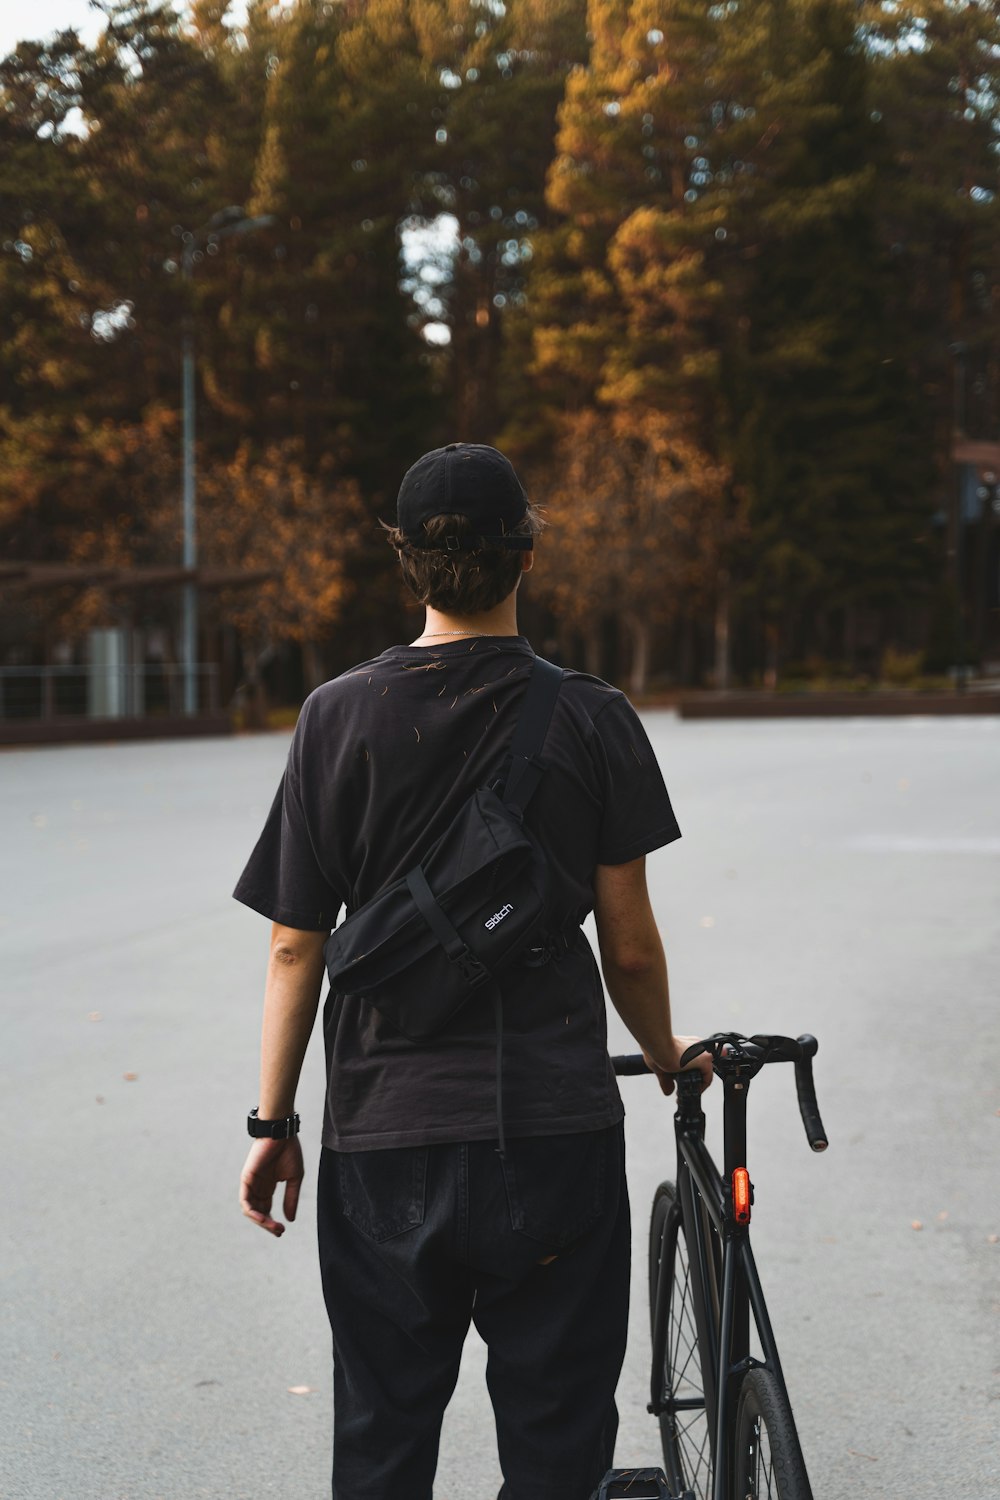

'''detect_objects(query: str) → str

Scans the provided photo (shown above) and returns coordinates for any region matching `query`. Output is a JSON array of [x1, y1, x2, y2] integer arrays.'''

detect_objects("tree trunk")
[[678, 615, 695, 686], [714, 570, 730, 691], [240, 638, 270, 729], [302, 639, 327, 692], [624, 611, 650, 697], [763, 622, 779, 691], [584, 627, 603, 679]]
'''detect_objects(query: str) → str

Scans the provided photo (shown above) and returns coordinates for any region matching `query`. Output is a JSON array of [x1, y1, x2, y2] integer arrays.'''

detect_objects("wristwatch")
[[247, 1107, 301, 1139]]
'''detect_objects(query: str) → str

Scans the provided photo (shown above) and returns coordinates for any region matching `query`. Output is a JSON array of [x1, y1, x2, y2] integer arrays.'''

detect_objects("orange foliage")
[[199, 443, 367, 644], [42, 418, 367, 649], [529, 406, 734, 636]]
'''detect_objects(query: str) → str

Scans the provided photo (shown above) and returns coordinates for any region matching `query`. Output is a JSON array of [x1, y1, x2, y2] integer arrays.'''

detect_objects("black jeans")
[[317, 1123, 630, 1500]]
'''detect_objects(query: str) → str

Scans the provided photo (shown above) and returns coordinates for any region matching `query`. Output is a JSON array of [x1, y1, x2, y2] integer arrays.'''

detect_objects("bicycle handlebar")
[[611, 1054, 654, 1077], [611, 1032, 829, 1153]]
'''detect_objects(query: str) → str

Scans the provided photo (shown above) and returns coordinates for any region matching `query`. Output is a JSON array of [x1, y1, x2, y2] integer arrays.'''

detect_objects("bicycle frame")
[[651, 1067, 801, 1500]]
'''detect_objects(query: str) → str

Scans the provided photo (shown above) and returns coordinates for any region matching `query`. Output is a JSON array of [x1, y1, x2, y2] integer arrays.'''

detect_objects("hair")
[[385, 506, 545, 614]]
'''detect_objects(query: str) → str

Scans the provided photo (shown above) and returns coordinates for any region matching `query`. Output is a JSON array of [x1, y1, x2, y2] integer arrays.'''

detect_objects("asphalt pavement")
[[2, 711, 998, 1499]]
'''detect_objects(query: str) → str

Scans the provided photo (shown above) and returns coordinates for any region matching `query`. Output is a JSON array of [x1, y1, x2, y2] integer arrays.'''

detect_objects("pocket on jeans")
[[501, 1129, 613, 1250], [336, 1146, 428, 1242]]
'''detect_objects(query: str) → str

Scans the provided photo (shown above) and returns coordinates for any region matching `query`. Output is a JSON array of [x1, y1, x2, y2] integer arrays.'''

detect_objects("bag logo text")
[[485, 903, 514, 931]]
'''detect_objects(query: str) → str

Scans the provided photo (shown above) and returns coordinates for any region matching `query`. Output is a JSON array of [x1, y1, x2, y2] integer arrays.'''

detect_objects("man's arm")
[[593, 857, 712, 1094], [239, 922, 327, 1237]]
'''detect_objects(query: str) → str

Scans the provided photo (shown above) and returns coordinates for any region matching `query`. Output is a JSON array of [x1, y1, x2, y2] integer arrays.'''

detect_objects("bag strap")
[[502, 655, 564, 813], [403, 654, 563, 1165], [404, 865, 491, 990], [398, 655, 561, 939]]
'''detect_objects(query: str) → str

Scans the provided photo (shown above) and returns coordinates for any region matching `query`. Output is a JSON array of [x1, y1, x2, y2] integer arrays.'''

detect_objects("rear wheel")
[[732, 1368, 812, 1500], [648, 1182, 715, 1499]]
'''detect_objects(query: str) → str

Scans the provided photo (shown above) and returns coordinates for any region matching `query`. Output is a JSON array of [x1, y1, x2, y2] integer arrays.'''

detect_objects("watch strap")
[[247, 1107, 300, 1139]]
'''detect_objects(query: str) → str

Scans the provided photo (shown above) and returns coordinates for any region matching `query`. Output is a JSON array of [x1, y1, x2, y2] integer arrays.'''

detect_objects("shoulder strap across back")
[[501, 655, 564, 813]]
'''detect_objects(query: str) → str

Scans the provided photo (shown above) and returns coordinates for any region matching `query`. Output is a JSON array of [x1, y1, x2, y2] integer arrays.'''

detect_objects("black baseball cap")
[[395, 442, 532, 551]]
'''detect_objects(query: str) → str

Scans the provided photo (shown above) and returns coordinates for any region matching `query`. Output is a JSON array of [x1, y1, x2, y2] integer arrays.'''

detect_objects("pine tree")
[[393, 0, 589, 439], [508, 0, 729, 686], [514, 0, 966, 684], [695, 0, 938, 677], [0, 28, 90, 555], [861, 0, 1000, 666]]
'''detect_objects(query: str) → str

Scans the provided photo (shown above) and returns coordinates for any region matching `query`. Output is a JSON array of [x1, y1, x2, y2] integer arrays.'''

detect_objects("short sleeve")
[[591, 694, 681, 865], [233, 715, 342, 931]]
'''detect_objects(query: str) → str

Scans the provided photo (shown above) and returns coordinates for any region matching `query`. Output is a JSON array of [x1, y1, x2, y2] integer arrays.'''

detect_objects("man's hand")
[[240, 1137, 304, 1237], [642, 1036, 714, 1097]]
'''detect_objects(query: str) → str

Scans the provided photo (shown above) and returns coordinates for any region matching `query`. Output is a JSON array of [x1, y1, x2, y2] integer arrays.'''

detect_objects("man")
[[235, 441, 711, 1500]]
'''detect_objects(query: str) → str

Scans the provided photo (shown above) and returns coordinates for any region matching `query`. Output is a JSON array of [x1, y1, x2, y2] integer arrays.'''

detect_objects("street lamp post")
[[948, 342, 969, 696], [178, 207, 275, 716]]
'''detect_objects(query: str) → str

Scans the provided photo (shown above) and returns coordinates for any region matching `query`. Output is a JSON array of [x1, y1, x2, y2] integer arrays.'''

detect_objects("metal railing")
[[0, 663, 221, 721]]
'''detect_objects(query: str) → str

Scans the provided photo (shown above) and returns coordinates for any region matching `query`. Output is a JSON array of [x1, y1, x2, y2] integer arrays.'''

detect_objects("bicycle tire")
[[732, 1367, 812, 1500], [648, 1181, 715, 1500]]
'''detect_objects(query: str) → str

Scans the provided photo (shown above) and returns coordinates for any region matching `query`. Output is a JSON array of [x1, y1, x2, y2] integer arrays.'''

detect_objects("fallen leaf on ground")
[[988, 1234, 998, 1245], [123, 1072, 138, 1082], [911, 1220, 923, 1231], [936, 1211, 949, 1222], [95, 1096, 104, 1105], [87, 1011, 102, 1022], [287, 1385, 315, 1396]]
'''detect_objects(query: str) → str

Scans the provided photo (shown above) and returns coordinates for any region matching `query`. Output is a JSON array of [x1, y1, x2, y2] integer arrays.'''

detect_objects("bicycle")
[[612, 1033, 829, 1500]]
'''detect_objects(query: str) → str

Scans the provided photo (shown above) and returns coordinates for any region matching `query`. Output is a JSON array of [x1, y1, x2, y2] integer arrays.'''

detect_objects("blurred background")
[[1, 0, 998, 724]]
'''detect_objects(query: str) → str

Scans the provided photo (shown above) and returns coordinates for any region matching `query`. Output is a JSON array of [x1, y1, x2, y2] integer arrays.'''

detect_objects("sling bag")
[[323, 655, 565, 1153]]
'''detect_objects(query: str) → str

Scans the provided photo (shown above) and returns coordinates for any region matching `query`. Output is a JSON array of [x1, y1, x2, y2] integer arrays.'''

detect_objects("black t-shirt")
[[233, 636, 681, 1150]]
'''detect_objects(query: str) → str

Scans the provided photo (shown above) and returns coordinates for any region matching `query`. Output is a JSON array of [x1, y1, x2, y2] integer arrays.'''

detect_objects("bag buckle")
[[454, 948, 491, 988]]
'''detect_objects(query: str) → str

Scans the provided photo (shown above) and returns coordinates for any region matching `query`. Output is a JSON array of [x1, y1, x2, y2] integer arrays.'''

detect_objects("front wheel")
[[648, 1181, 714, 1499], [732, 1368, 812, 1500]]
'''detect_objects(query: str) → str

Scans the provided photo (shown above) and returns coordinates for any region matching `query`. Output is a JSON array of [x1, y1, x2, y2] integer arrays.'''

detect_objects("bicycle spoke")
[[670, 1330, 700, 1392], [671, 1410, 710, 1482], [759, 1417, 775, 1497], [675, 1280, 701, 1357], [651, 1191, 714, 1500], [677, 1311, 700, 1368], [667, 1259, 701, 1396]]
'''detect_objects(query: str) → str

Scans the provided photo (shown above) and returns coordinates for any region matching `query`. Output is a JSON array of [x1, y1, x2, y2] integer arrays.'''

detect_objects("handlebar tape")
[[793, 1035, 828, 1152], [611, 1054, 652, 1076]]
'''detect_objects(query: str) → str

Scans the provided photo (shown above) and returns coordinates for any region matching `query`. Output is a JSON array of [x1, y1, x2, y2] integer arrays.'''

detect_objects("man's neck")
[[413, 602, 520, 644]]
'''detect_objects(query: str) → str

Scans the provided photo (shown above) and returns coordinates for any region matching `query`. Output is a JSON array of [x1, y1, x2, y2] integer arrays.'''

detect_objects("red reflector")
[[732, 1168, 751, 1225]]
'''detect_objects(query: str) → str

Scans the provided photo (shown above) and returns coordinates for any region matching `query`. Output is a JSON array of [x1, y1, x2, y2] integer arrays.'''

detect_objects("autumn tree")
[[517, 0, 953, 684], [0, 1, 241, 563], [534, 406, 730, 690], [507, 0, 731, 687], [28, 413, 369, 695]]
